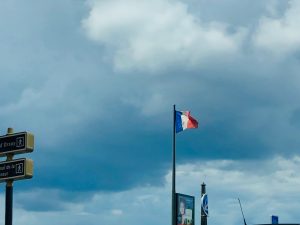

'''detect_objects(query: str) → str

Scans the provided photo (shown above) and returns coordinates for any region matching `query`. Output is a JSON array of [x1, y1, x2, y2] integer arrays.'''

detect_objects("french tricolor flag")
[[175, 111, 198, 133]]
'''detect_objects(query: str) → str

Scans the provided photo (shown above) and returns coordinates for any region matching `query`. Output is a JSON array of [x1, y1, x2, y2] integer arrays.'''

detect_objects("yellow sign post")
[[0, 128, 35, 225]]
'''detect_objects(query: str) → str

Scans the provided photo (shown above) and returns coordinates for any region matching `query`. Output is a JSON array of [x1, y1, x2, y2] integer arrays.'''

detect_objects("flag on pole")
[[175, 111, 198, 133]]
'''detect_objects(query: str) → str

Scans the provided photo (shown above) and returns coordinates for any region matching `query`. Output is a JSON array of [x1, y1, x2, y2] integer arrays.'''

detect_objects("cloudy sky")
[[0, 0, 300, 224]]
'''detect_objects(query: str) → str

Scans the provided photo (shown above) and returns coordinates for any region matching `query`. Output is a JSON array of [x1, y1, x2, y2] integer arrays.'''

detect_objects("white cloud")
[[253, 0, 300, 56], [82, 0, 246, 72]]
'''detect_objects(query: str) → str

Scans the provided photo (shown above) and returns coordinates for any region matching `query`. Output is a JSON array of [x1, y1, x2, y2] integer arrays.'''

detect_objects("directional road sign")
[[0, 158, 33, 182], [0, 132, 34, 157]]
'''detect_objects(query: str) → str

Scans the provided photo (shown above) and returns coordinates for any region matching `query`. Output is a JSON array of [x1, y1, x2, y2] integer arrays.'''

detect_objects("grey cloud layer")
[[11, 156, 300, 225]]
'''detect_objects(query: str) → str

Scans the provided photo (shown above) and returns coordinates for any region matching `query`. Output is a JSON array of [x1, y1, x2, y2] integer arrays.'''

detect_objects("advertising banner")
[[176, 193, 195, 225]]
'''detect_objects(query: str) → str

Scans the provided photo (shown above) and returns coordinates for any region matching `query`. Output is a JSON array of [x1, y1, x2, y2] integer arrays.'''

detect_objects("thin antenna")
[[238, 198, 247, 225]]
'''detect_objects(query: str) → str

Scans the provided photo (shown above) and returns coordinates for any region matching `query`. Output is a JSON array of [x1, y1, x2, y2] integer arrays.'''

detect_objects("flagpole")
[[172, 104, 176, 225]]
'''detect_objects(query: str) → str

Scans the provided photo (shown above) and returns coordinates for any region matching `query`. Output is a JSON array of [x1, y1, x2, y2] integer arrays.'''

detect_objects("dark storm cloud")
[[15, 189, 67, 212]]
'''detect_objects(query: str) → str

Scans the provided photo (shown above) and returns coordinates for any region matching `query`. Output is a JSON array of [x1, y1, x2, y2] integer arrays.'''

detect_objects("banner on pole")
[[201, 193, 209, 216]]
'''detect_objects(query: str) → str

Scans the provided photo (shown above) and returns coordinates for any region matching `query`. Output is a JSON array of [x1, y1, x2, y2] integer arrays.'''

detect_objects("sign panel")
[[0, 158, 33, 182], [0, 132, 34, 156], [271, 215, 279, 224], [176, 193, 195, 225], [201, 194, 209, 216]]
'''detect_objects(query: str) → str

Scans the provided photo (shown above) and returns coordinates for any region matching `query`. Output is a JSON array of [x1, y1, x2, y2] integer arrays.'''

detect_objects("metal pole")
[[5, 181, 13, 225], [238, 198, 247, 225], [172, 105, 176, 225], [5, 128, 14, 225]]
